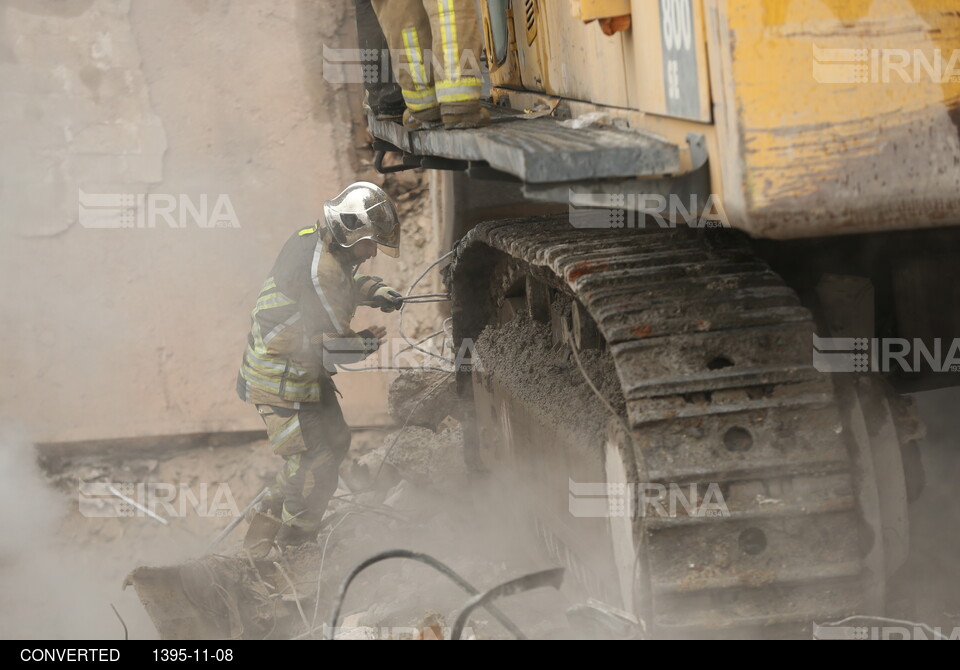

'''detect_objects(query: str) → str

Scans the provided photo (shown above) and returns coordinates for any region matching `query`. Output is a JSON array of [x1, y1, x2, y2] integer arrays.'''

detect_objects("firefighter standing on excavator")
[[371, 0, 489, 130], [237, 182, 404, 546]]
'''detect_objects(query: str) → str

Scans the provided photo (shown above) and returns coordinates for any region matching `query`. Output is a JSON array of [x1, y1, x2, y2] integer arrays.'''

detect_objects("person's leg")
[[261, 395, 351, 545], [298, 396, 352, 530], [256, 404, 322, 543], [372, 0, 441, 125], [423, 0, 487, 128], [354, 0, 404, 118], [255, 405, 299, 518]]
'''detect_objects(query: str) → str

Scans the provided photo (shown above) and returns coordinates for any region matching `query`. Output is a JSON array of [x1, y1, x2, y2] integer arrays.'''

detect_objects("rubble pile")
[[125, 371, 575, 640], [387, 370, 461, 431]]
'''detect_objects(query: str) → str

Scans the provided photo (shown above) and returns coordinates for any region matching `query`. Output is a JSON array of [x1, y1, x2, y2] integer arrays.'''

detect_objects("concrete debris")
[[382, 480, 424, 513], [86, 350, 577, 640], [558, 111, 610, 130], [346, 419, 466, 496], [337, 612, 378, 640], [381, 424, 467, 491], [388, 370, 461, 430], [348, 447, 401, 493], [414, 611, 446, 640], [125, 412, 573, 640], [336, 626, 378, 640], [437, 415, 460, 432]]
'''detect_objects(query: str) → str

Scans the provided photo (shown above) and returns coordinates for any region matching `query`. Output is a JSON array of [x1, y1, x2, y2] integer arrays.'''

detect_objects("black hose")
[[326, 549, 527, 640], [451, 568, 565, 640]]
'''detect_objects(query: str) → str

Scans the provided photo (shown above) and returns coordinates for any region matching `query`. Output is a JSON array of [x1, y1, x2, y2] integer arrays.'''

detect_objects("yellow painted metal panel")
[[577, 0, 633, 21], [537, 0, 632, 107], [716, 0, 960, 237], [622, 0, 712, 121], [489, 1, 710, 119], [622, 0, 669, 113]]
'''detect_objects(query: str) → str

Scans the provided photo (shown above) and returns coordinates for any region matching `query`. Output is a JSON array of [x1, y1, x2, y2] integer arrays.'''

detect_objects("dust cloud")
[[0, 426, 151, 639], [890, 388, 960, 631], [0, 427, 282, 639]]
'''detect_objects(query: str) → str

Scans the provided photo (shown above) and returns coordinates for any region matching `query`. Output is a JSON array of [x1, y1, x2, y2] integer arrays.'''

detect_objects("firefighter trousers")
[[256, 395, 351, 534], [371, 0, 484, 118], [355, 0, 404, 115]]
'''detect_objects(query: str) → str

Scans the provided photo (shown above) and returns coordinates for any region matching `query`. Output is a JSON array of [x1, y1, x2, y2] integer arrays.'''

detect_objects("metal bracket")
[[374, 150, 419, 174]]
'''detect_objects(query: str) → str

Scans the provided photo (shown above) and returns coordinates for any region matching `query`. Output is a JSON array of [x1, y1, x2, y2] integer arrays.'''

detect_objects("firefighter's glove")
[[373, 286, 403, 313]]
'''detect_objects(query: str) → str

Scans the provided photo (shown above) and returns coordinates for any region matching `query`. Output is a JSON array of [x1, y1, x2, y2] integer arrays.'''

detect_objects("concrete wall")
[[0, 0, 421, 442]]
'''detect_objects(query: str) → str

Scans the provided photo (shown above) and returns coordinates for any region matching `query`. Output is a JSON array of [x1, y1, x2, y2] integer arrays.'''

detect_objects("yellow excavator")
[[127, 1, 960, 639], [364, 0, 960, 637]]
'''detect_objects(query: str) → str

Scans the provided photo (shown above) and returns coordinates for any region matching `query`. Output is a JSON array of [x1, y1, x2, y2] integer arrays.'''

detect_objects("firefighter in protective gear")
[[237, 182, 402, 546], [371, 0, 490, 130], [355, 0, 404, 120]]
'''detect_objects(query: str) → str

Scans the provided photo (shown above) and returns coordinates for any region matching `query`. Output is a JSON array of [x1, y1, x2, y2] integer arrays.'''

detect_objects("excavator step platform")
[[366, 106, 681, 184]]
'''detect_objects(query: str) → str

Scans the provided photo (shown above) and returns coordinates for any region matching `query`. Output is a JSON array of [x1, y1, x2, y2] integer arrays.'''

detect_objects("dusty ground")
[[888, 388, 960, 634], [6, 389, 960, 640], [14, 369, 579, 640], [119, 372, 584, 641], [1, 428, 380, 639]]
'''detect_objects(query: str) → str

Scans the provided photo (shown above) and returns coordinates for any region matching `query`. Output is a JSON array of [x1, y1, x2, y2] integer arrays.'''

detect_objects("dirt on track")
[[474, 312, 624, 446]]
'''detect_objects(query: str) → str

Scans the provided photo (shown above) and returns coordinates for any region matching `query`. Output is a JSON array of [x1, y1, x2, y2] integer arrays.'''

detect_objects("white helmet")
[[323, 182, 400, 258]]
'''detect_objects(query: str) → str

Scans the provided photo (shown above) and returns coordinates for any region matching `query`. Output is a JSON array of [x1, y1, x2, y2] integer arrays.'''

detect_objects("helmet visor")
[[378, 243, 400, 258], [364, 200, 400, 257]]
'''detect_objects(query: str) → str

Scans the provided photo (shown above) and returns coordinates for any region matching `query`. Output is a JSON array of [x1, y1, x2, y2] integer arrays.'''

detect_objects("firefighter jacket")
[[236, 223, 386, 408]]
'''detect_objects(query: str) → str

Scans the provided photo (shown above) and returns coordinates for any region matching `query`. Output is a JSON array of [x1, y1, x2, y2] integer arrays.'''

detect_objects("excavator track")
[[450, 214, 889, 638]]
